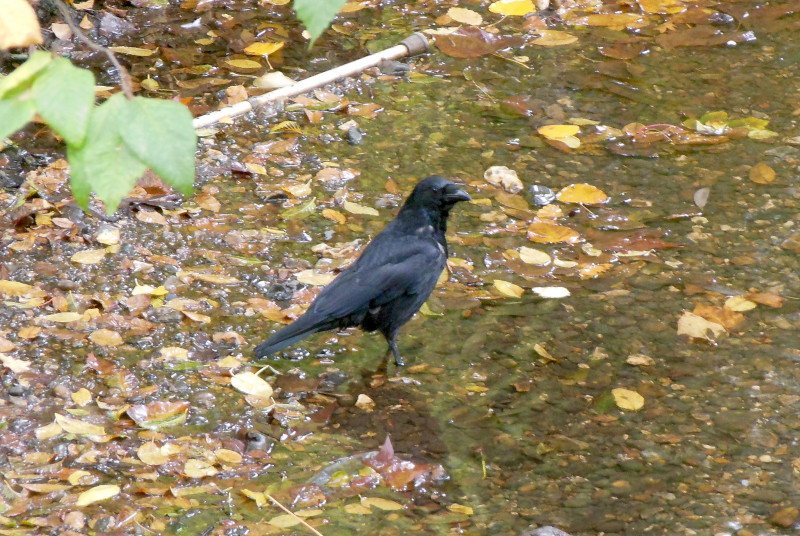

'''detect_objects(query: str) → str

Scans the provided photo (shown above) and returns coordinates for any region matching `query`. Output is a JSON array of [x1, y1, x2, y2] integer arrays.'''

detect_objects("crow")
[[254, 175, 471, 366]]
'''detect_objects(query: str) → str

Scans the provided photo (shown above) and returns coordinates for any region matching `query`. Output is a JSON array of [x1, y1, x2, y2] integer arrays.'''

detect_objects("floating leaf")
[[225, 58, 262, 70], [54, 414, 106, 436], [230, 371, 274, 398], [724, 295, 757, 312], [519, 246, 551, 265], [432, 27, 518, 59], [532, 30, 578, 47], [527, 222, 581, 244], [322, 208, 346, 224], [538, 124, 580, 139], [127, 401, 190, 430], [89, 329, 123, 347], [109, 46, 157, 56], [41, 312, 83, 323], [447, 7, 483, 25], [611, 388, 644, 411], [749, 162, 776, 184], [267, 514, 302, 527], [676, 311, 725, 341], [71, 249, 107, 264], [488, 0, 535, 16], [184, 459, 218, 478], [448, 504, 474, 515], [343, 200, 379, 216], [493, 280, 525, 298], [138, 441, 169, 466], [361, 497, 404, 511], [556, 183, 609, 204], [0, 280, 42, 297], [244, 41, 285, 56], [76, 485, 120, 506]]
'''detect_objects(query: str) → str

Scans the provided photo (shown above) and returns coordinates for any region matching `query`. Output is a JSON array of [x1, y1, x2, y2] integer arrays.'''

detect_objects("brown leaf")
[[432, 27, 519, 58]]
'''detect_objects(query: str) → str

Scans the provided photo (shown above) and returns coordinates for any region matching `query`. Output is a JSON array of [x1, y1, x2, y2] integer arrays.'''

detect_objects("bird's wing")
[[308, 237, 443, 320]]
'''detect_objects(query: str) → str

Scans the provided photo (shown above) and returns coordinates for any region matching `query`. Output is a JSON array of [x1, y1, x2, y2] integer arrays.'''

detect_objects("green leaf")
[[118, 97, 196, 195], [67, 94, 147, 213], [32, 57, 95, 146], [0, 51, 53, 99], [0, 98, 35, 140], [294, 0, 348, 46]]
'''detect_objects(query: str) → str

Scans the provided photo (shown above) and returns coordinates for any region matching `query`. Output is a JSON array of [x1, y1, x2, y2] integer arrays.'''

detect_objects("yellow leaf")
[[270, 120, 302, 134], [361, 497, 405, 510], [215, 449, 243, 465], [225, 58, 262, 70], [322, 208, 347, 224], [76, 484, 120, 506], [0, 354, 30, 373], [493, 279, 525, 298], [532, 30, 578, 47], [35, 421, 63, 440], [0, 0, 43, 48], [343, 200, 379, 216], [241, 489, 267, 507], [611, 388, 645, 411], [267, 514, 302, 527], [527, 222, 581, 244], [243, 41, 285, 56], [584, 13, 646, 29], [0, 280, 42, 297], [89, 329, 123, 347], [676, 311, 726, 341], [54, 414, 106, 436], [138, 441, 169, 466], [344, 502, 372, 515], [448, 504, 474, 515], [184, 459, 218, 478], [724, 295, 757, 312], [488, 0, 535, 16], [41, 312, 82, 323], [230, 371, 274, 398], [109, 46, 157, 56], [519, 247, 551, 265], [71, 249, 106, 264], [71, 388, 92, 407], [749, 162, 776, 184], [556, 183, 609, 204], [538, 124, 580, 139], [182, 311, 212, 323], [189, 273, 241, 284], [447, 7, 483, 25]]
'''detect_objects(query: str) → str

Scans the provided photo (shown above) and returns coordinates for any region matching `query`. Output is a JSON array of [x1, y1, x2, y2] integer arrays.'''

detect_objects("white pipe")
[[192, 33, 430, 130]]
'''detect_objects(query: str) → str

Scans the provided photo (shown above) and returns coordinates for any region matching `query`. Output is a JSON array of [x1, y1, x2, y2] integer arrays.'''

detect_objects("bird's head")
[[404, 175, 472, 213]]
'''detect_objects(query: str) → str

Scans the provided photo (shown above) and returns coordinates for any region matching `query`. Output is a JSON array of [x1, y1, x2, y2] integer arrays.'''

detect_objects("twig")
[[54, 0, 135, 99], [265, 493, 324, 536]]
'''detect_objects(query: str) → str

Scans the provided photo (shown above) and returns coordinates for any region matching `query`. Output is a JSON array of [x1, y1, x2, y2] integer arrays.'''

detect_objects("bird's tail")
[[254, 314, 329, 359]]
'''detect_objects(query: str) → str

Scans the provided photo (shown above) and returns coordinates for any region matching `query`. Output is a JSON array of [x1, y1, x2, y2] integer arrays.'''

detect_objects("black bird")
[[254, 175, 471, 366]]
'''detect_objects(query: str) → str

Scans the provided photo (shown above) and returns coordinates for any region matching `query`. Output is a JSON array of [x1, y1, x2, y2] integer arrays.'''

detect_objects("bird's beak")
[[445, 187, 472, 204]]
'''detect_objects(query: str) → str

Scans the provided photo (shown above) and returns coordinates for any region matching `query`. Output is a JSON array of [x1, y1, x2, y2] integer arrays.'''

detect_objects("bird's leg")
[[386, 333, 405, 366]]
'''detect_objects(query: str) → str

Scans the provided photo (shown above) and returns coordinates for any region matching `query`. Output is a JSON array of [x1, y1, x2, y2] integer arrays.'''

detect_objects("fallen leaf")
[[230, 371, 274, 398], [138, 442, 169, 466], [343, 200, 379, 216], [519, 246, 551, 265], [109, 46, 156, 56], [71, 249, 106, 264], [0, 0, 43, 48], [71, 388, 92, 406], [527, 222, 581, 244], [484, 166, 523, 193], [488, 0, 535, 16], [184, 459, 218, 478], [0, 354, 31, 373], [76, 485, 120, 506], [626, 354, 655, 366], [493, 279, 525, 298], [749, 162, 776, 184], [89, 329, 123, 347], [243, 41, 285, 56], [41, 312, 83, 323], [267, 514, 303, 527], [556, 183, 609, 204], [295, 270, 337, 286], [538, 124, 580, 139], [724, 295, 757, 312], [532, 30, 579, 47], [676, 311, 726, 341], [447, 7, 483, 25], [54, 414, 106, 436], [225, 58, 262, 70], [693, 187, 710, 209], [448, 504, 474, 515], [612, 388, 644, 410], [361, 497, 404, 510]]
